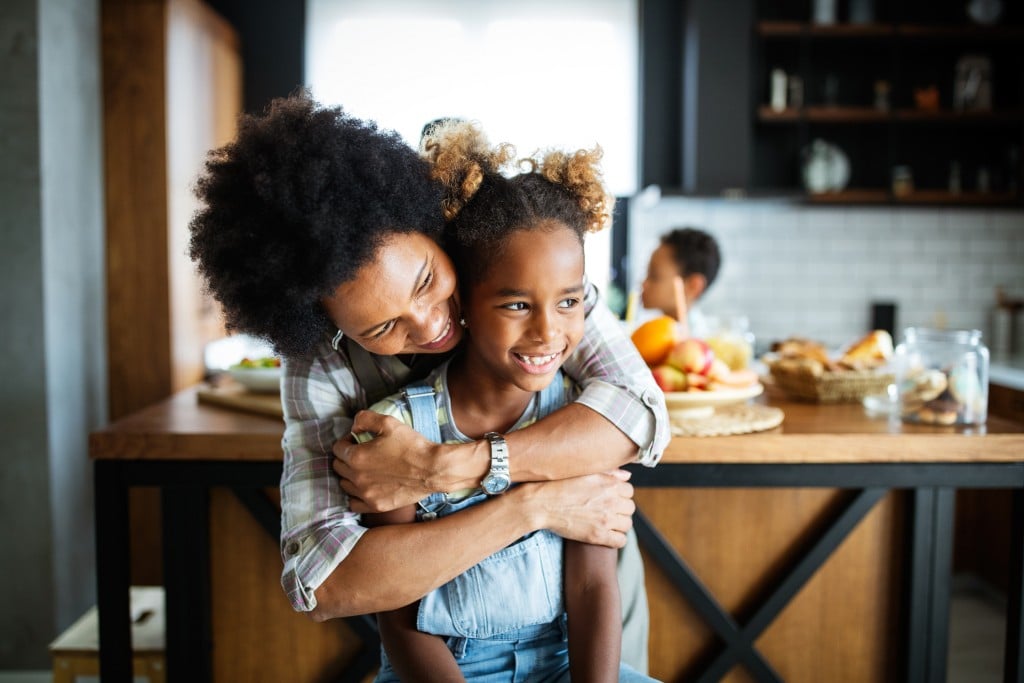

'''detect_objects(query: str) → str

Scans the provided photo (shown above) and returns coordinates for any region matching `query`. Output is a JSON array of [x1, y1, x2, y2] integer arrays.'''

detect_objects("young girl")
[[360, 123, 657, 682]]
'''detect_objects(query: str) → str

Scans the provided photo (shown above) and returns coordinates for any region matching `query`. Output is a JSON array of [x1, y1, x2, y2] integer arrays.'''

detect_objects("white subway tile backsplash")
[[629, 199, 1024, 345]]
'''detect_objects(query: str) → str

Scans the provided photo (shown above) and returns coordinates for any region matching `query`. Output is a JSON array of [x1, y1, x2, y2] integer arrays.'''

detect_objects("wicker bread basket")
[[768, 362, 894, 403]]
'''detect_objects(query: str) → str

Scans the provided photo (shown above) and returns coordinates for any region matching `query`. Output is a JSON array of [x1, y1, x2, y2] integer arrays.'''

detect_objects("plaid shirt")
[[279, 282, 669, 612]]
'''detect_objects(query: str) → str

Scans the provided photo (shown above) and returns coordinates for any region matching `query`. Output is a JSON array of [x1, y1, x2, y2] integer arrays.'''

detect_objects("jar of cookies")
[[894, 327, 988, 426]]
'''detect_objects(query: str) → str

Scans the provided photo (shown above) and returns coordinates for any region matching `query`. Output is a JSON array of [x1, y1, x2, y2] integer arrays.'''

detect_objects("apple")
[[666, 338, 714, 376], [710, 368, 760, 389], [651, 364, 687, 392], [707, 358, 732, 382], [686, 372, 710, 391]]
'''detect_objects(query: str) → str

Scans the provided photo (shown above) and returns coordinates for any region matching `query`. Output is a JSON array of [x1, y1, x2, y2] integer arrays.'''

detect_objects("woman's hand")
[[519, 470, 635, 548], [333, 411, 484, 513]]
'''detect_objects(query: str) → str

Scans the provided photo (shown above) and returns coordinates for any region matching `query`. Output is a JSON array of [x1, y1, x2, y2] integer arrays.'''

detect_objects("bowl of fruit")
[[631, 316, 762, 419], [227, 357, 282, 393]]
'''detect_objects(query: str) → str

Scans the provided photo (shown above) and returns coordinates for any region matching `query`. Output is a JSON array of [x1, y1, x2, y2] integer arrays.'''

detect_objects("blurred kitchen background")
[[2, 0, 1022, 676]]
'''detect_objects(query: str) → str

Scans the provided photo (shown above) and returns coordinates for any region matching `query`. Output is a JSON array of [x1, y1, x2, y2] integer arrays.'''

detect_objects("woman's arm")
[[335, 285, 669, 514], [565, 541, 622, 682], [310, 472, 635, 619], [280, 347, 636, 617], [364, 508, 465, 682]]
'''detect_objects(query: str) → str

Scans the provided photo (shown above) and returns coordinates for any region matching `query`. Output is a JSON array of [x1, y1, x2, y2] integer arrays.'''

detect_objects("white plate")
[[663, 383, 764, 418], [227, 366, 282, 393]]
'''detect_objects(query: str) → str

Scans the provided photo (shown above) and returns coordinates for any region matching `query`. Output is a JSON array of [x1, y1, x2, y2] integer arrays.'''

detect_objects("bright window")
[[305, 0, 637, 194], [305, 0, 639, 291]]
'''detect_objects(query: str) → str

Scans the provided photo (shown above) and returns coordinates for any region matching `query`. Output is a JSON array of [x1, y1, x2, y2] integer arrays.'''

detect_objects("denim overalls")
[[374, 370, 659, 683]]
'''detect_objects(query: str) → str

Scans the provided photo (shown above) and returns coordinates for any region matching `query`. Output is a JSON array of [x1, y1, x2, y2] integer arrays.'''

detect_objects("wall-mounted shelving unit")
[[752, 1, 1024, 206]]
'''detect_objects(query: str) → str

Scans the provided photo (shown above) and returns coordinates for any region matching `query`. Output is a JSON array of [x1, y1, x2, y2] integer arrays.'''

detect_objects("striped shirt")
[[279, 282, 669, 612]]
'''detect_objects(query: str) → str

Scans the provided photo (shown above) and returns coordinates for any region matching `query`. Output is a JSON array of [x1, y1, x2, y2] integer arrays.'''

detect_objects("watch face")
[[482, 473, 511, 495]]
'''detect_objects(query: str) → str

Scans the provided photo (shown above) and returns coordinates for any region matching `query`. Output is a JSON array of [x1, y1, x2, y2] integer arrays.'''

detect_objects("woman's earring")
[[459, 317, 467, 328]]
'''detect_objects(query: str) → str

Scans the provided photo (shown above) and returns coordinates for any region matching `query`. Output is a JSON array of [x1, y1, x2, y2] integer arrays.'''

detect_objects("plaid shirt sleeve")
[[278, 341, 370, 612], [562, 281, 670, 466]]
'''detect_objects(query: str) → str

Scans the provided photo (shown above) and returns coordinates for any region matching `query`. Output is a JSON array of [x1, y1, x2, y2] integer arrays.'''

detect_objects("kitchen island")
[[90, 385, 1024, 682]]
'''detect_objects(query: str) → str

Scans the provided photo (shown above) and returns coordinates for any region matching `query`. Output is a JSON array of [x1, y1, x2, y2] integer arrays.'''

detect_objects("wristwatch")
[[480, 432, 511, 495]]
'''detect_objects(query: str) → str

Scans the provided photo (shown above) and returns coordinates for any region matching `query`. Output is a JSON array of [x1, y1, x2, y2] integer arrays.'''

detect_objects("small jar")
[[892, 166, 914, 197], [894, 328, 989, 426]]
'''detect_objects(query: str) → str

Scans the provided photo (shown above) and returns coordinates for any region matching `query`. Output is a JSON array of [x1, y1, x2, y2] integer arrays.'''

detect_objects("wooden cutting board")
[[197, 382, 283, 418]]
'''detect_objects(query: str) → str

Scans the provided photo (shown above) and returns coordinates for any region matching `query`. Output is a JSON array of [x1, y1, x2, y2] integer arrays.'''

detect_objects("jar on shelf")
[[894, 328, 989, 426], [891, 166, 914, 197]]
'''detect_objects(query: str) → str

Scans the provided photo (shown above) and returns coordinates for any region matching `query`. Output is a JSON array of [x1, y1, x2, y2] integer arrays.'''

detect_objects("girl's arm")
[[336, 285, 670, 513], [565, 540, 622, 682], [364, 508, 465, 682]]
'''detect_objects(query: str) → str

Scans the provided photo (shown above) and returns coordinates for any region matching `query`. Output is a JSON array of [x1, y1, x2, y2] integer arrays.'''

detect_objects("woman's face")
[[461, 222, 585, 395], [323, 232, 463, 356]]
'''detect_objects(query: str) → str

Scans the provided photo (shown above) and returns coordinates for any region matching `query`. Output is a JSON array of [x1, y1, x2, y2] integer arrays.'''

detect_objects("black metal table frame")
[[95, 459, 1024, 682], [627, 462, 1024, 683], [95, 459, 381, 683]]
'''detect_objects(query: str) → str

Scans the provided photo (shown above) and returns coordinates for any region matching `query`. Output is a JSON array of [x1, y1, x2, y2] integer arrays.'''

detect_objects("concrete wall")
[[0, 0, 105, 668]]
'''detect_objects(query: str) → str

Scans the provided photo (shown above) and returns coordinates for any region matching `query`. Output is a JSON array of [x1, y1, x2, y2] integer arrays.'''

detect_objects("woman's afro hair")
[[421, 121, 613, 289], [188, 91, 444, 358]]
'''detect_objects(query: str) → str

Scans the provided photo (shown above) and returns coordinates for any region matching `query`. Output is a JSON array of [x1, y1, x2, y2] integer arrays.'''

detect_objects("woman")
[[188, 92, 669, 671]]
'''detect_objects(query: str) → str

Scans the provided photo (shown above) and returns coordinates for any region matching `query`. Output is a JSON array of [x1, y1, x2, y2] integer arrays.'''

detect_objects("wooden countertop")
[[663, 385, 1024, 464], [89, 385, 285, 461], [90, 384, 1024, 464]]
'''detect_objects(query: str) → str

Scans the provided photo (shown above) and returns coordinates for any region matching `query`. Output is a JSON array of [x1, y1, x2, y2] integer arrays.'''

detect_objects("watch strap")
[[482, 431, 510, 493]]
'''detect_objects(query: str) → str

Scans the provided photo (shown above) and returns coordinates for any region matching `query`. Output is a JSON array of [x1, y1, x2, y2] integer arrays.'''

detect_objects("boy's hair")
[[660, 227, 721, 291], [421, 121, 613, 289], [188, 91, 444, 358]]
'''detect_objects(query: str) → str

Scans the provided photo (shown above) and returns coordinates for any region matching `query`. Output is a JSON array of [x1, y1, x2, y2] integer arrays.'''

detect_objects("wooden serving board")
[[197, 382, 283, 418]]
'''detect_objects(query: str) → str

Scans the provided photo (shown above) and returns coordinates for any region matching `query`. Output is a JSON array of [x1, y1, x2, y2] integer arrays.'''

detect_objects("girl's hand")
[[518, 470, 635, 548]]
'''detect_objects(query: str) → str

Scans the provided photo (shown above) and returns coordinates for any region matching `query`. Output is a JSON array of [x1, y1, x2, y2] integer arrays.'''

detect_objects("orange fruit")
[[630, 316, 680, 366]]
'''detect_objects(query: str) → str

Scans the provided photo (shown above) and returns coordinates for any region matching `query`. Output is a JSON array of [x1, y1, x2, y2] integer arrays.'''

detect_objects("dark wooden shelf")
[[893, 109, 1024, 123], [757, 21, 894, 37], [757, 21, 1024, 40], [759, 106, 1024, 124], [805, 188, 889, 203], [751, 6, 1023, 207], [803, 189, 1020, 205]]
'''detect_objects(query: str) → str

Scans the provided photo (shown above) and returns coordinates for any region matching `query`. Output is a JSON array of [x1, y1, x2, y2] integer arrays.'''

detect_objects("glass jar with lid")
[[894, 327, 989, 426]]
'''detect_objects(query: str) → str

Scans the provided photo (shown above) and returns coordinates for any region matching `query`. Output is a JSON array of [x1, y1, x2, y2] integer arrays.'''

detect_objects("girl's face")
[[461, 222, 585, 395], [323, 232, 463, 356], [640, 243, 681, 316]]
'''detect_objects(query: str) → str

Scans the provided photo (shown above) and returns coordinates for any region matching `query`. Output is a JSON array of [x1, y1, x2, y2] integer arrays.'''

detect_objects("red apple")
[[651, 364, 687, 392], [666, 338, 714, 375]]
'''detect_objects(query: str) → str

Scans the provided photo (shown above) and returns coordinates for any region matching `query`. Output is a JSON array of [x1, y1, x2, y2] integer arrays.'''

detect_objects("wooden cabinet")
[[752, 0, 1024, 205]]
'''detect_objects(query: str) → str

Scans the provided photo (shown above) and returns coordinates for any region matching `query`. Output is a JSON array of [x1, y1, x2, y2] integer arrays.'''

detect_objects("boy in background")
[[640, 227, 720, 338]]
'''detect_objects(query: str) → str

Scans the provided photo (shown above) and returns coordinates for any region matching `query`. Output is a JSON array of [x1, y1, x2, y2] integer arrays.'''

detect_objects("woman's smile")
[[417, 306, 457, 351]]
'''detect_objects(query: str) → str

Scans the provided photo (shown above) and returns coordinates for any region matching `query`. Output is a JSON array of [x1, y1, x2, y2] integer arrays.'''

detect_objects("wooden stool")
[[50, 585, 165, 683]]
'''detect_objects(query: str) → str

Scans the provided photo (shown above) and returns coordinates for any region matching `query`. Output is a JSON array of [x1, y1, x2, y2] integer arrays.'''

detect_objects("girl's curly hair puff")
[[188, 91, 444, 358], [423, 122, 614, 289]]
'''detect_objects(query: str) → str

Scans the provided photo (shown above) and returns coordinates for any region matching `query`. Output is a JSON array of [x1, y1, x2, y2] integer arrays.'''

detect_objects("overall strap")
[[402, 382, 442, 443], [344, 336, 394, 406], [535, 370, 566, 421]]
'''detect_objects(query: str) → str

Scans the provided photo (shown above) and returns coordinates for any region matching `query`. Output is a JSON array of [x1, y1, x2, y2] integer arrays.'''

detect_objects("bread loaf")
[[839, 330, 893, 369]]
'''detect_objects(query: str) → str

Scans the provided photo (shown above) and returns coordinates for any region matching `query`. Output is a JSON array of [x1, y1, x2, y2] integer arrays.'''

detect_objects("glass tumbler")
[[894, 327, 989, 426]]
